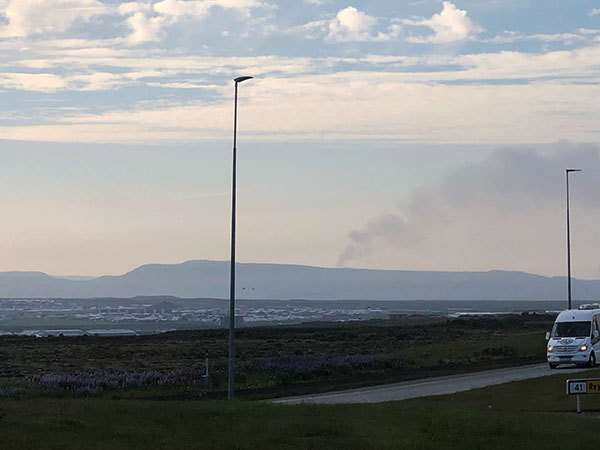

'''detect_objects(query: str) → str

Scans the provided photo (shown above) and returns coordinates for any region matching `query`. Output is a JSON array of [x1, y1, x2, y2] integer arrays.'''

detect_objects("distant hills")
[[0, 260, 599, 301]]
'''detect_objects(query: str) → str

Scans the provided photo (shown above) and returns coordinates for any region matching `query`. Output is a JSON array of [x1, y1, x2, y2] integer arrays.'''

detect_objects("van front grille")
[[554, 345, 579, 353]]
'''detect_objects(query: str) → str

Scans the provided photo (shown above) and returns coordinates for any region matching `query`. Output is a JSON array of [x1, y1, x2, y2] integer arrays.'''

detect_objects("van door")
[[593, 315, 600, 351]]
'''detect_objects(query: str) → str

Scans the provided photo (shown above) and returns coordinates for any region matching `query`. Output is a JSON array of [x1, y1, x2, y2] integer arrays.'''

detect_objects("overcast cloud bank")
[[0, 1, 598, 143]]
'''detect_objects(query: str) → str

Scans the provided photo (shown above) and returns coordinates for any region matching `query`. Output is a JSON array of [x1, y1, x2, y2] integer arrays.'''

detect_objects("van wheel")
[[549, 363, 558, 369], [588, 352, 596, 368]]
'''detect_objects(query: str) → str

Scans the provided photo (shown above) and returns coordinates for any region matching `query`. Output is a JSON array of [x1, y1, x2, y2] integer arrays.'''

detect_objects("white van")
[[546, 308, 600, 369]]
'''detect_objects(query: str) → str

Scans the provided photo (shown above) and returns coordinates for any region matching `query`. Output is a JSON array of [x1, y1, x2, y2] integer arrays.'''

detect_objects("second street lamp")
[[566, 168, 581, 310], [228, 75, 253, 400]]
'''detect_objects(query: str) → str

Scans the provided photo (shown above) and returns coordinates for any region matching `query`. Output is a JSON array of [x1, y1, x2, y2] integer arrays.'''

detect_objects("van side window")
[[595, 315, 600, 333]]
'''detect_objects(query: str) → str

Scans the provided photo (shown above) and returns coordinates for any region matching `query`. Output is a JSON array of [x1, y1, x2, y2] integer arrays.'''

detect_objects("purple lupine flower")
[[29, 368, 208, 396], [246, 353, 405, 375]]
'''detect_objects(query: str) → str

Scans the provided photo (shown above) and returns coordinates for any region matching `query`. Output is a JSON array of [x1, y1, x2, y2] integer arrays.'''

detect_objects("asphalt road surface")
[[270, 363, 587, 405]]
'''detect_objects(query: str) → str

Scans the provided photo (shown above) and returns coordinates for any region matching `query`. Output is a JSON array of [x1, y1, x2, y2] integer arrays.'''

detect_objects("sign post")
[[566, 378, 600, 413]]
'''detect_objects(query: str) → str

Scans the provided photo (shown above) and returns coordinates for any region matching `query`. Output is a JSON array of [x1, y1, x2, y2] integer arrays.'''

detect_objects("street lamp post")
[[566, 168, 581, 310], [229, 76, 253, 400]]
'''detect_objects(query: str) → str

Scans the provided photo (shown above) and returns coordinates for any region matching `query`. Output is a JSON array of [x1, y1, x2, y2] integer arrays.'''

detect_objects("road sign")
[[566, 378, 600, 395], [566, 378, 600, 414]]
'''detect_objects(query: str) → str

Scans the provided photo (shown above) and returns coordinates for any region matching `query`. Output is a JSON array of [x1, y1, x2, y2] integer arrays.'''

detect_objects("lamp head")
[[234, 76, 253, 83], [566, 169, 582, 173]]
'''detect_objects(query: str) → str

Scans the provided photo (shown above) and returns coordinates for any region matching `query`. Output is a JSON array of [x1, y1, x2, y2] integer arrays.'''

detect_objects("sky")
[[0, 0, 599, 278]]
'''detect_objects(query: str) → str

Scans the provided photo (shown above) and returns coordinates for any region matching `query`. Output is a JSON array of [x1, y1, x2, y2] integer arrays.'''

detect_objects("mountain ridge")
[[0, 260, 596, 300]]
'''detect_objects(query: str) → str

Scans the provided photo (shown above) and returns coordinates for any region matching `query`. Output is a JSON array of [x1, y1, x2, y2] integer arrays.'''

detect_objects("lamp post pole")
[[566, 168, 581, 310], [229, 76, 253, 400]]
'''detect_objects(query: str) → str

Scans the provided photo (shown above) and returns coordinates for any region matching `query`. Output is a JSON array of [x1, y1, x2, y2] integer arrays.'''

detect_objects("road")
[[270, 364, 587, 405]]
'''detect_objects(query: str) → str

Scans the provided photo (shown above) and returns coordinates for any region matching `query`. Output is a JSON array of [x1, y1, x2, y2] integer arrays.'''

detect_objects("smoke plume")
[[338, 142, 600, 278]]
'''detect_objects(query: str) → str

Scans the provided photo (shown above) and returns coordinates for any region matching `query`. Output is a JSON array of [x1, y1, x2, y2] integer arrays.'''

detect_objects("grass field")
[[1, 368, 600, 449], [3, 314, 599, 449], [0, 315, 554, 399]]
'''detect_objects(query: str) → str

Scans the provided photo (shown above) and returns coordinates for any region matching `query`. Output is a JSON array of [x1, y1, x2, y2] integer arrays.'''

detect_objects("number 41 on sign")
[[567, 381, 587, 395]]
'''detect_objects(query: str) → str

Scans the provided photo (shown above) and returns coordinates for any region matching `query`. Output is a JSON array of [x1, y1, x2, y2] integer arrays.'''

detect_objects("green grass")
[[0, 315, 555, 398], [2, 368, 600, 450]]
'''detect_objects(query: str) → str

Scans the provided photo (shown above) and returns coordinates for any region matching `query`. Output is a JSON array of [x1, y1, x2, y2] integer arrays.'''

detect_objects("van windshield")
[[552, 321, 591, 338]]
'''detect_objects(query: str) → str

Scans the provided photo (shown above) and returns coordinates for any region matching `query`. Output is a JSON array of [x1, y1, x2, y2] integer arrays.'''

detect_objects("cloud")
[[119, 0, 268, 44], [1, 38, 599, 142], [0, 72, 67, 91], [0, 0, 107, 37], [126, 11, 164, 43], [0, 69, 140, 92], [326, 6, 376, 42], [2, 65, 600, 144], [404, 1, 482, 43], [486, 30, 592, 44], [118, 2, 152, 15], [590, 8, 600, 16], [152, 0, 266, 20], [295, 6, 400, 42], [338, 143, 600, 277]]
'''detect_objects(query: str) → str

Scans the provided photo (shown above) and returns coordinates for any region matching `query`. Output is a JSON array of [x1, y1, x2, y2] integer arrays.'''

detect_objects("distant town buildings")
[[0, 298, 400, 334], [0, 297, 562, 337]]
